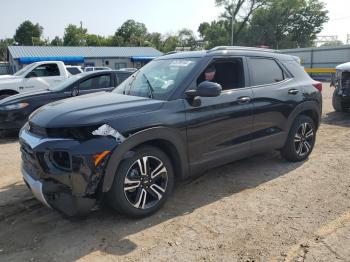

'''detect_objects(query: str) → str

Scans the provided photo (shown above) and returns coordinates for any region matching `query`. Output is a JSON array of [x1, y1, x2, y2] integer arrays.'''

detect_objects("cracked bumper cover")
[[19, 126, 120, 216]]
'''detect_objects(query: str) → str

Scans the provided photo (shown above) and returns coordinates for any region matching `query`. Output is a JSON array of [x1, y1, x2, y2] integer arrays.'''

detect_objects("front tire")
[[107, 146, 174, 218], [281, 115, 316, 162], [332, 90, 348, 112]]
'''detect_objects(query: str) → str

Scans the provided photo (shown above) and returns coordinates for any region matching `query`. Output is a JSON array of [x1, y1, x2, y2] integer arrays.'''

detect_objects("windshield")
[[13, 63, 37, 76], [49, 74, 84, 91], [113, 58, 199, 100]]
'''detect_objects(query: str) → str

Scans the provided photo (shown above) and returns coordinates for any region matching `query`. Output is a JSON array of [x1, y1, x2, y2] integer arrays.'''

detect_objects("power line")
[[329, 15, 350, 22]]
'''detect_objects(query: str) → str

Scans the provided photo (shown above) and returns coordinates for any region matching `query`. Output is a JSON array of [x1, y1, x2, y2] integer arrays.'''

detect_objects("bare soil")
[[0, 83, 349, 262]]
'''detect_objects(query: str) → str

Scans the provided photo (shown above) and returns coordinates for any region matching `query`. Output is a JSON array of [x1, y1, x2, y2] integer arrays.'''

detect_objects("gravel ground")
[[0, 83, 349, 262]]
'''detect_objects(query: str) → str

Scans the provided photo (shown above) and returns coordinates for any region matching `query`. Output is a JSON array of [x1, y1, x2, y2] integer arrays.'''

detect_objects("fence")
[[0, 63, 10, 75], [280, 45, 350, 80]]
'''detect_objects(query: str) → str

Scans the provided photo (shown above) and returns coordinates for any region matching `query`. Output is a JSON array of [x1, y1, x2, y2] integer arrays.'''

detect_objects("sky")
[[0, 0, 349, 43]]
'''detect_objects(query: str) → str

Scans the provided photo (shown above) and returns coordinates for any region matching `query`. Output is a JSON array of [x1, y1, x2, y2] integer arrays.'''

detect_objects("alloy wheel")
[[294, 122, 314, 157], [123, 156, 168, 209]]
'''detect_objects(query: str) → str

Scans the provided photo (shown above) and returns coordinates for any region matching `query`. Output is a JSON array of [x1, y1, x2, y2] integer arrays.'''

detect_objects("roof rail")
[[163, 51, 178, 56], [208, 46, 278, 53]]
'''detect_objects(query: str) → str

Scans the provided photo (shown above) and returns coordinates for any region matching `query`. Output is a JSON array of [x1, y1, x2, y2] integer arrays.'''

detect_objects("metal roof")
[[8, 46, 163, 59]]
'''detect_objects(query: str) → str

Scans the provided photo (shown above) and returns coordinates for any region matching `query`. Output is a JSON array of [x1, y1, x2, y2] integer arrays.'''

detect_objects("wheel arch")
[[286, 101, 321, 132], [102, 126, 189, 192], [0, 89, 19, 96]]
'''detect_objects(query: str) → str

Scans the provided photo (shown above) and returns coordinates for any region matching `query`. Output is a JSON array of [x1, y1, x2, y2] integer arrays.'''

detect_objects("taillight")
[[313, 82, 322, 92]]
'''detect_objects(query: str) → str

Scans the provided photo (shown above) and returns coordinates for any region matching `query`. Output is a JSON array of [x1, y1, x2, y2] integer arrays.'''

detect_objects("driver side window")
[[197, 58, 245, 91], [28, 63, 60, 78]]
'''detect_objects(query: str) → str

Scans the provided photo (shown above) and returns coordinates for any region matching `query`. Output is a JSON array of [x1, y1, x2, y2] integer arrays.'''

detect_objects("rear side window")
[[96, 75, 111, 88], [116, 73, 131, 85], [66, 67, 81, 75], [79, 74, 111, 90], [250, 58, 284, 86]]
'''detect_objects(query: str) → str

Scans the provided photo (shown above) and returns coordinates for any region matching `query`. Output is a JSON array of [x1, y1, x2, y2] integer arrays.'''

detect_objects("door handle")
[[237, 96, 251, 104], [288, 89, 299, 95]]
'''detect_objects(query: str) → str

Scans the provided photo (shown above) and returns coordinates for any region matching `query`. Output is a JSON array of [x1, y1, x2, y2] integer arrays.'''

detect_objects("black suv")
[[20, 47, 322, 217]]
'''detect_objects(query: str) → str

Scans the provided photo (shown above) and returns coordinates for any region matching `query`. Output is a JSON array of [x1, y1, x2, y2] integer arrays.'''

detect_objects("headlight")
[[0, 102, 29, 111]]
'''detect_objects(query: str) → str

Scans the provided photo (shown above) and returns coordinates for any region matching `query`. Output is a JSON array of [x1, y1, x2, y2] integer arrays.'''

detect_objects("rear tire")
[[332, 90, 348, 112], [107, 145, 174, 218], [281, 115, 316, 162]]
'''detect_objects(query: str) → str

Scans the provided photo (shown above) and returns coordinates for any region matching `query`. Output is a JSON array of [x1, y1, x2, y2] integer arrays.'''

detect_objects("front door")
[[23, 63, 64, 91], [185, 57, 254, 173]]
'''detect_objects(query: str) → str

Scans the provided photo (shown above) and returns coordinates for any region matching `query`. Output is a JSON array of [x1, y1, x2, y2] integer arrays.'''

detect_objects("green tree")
[[51, 36, 63, 46], [86, 34, 106, 46], [198, 20, 230, 49], [215, 0, 267, 45], [177, 29, 197, 50], [0, 38, 15, 61], [247, 0, 329, 48], [147, 32, 162, 50], [14, 20, 43, 45], [161, 35, 180, 53], [115, 20, 148, 46], [63, 24, 88, 46]]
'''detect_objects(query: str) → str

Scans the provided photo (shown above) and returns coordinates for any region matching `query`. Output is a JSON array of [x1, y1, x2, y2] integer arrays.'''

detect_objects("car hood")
[[336, 62, 350, 71], [30, 92, 164, 128], [0, 90, 52, 105]]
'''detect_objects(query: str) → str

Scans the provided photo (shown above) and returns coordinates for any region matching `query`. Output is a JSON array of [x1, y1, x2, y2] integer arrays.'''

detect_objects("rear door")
[[248, 57, 302, 151], [185, 57, 254, 173], [78, 73, 114, 95]]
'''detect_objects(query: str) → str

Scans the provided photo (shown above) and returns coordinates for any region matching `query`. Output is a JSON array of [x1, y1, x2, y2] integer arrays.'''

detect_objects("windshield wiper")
[[143, 74, 154, 99]]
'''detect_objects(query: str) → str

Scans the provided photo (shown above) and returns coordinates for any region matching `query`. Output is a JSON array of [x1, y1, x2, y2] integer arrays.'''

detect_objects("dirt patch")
[[0, 83, 349, 262]]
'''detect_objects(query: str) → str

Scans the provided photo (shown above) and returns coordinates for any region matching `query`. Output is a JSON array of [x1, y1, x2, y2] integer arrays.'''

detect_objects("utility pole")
[[80, 21, 83, 46], [229, 0, 234, 46], [231, 13, 234, 46]]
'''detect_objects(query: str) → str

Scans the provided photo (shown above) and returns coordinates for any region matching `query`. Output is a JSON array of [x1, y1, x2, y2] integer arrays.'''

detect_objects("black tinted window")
[[96, 75, 111, 88], [79, 74, 111, 90], [79, 78, 94, 90], [116, 73, 131, 85], [67, 67, 81, 75], [250, 58, 284, 86], [30, 63, 60, 77], [197, 59, 245, 90]]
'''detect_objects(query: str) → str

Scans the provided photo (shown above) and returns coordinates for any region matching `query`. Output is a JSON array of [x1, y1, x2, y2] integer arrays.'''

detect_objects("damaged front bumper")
[[19, 124, 121, 216]]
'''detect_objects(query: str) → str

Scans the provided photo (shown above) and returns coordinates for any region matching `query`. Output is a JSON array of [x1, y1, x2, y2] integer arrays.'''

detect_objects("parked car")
[[84, 66, 112, 72], [0, 61, 74, 99], [65, 65, 83, 75], [332, 62, 350, 112], [20, 46, 322, 217], [0, 70, 132, 132]]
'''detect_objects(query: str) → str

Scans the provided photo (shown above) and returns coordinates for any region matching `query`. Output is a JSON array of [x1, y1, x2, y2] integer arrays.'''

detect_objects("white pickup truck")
[[0, 61, 73, 99]]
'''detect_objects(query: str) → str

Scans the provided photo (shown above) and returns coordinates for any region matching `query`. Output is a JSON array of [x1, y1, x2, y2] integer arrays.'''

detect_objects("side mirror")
[[25, 72, 37, 78], [185, 81, 222, 98], [72, 86, 79, 97]]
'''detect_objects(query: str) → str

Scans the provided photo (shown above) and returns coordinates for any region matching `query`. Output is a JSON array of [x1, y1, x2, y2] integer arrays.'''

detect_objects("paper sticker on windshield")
[[169, 60, 193, 67]]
